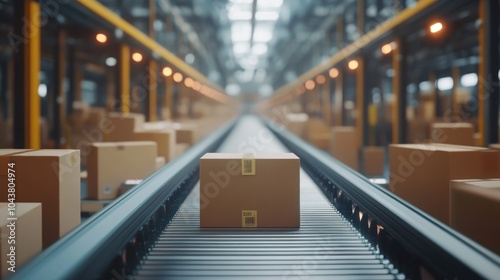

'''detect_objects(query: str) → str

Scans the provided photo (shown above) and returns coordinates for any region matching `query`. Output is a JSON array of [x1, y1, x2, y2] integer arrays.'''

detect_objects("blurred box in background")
[[363, 147, 385, 176], [431, 123, 474, 146], [331, 127, 358, 170]]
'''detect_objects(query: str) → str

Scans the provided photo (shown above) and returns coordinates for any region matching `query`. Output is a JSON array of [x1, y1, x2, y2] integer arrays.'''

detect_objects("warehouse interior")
[[0, 0, 499, 279]]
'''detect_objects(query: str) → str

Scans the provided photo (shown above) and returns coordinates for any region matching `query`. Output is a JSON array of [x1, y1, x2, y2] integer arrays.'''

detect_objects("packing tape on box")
[[241, 153, 255, 176]]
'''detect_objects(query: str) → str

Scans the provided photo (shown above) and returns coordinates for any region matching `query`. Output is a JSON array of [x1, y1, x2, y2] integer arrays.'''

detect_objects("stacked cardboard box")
[[104, 113, 145, 142], [490, 144, 500, 150], [0, 203, 42, 277], [200, 153, 300, 228], [331, 127, 358, 170], [285, 113, 308, 137], [0, 149, 80, 248], [389, 144, 500, 224], [450, 179, 500, 255], [363, 147, 385, 176], [87, 142, 157, 200], [306, 118, 331, 150], [431, 123, 475, 146], [134, 130, 175, 162]]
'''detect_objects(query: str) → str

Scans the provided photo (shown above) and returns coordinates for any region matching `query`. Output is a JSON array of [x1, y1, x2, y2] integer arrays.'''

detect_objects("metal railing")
[[265, 119, 500, 279]]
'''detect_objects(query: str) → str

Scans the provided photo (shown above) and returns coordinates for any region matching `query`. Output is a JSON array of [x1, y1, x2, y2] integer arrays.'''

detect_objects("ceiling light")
[[381, 43, 392, 55], [38, 84, 47, 98], [96, 33, 107, 43], [419, 81, 433, 92], [430, 22, 443, 33], [253, 30, 273, 42], [228, 11, 252, 20], [252, 43, 268, 55], [105, 57, 117, 67], [348, 59, 359, 70], [329, 68, 339, 78], [162, 67, 172, 77], [232, 31, 251, 41], [233, 43, 250, 54], [437, 77, 453, 91], [173, 73, 183, 83], [460, 73, 478, 87], [255, 11, 279, 21], [316, 75, 326, 84], [184, 77, 194, 88], [226, 84, 241, 96], [132, 52, 143, 62], [257, 0, 283, 8], [305, 80, 315, 90]]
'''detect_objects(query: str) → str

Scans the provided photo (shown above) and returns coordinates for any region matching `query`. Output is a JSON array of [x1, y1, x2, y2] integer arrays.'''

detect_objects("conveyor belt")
[[133, 116, 399, 279], [11, 115, 500, 280]]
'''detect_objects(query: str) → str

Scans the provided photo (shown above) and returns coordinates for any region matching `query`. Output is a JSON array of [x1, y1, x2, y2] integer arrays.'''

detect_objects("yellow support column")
[[477, 0, 486, 146], [451, 66, 460, 121], [120, 45, 130, 114], [334, 71, 343, 126], [148, 60, 157, 122], [356, 58, 365, 150], [323, 76, 331, 126], [392, 39, 401, 144], [24, 0, 41, 149], [165, 76, 173, 120]]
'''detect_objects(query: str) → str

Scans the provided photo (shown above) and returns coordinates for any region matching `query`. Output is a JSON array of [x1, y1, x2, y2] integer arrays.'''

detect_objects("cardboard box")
[[389, 144, 500, 223], [0, 203, 42, 277], [450, 179, 500, 254], [200, 153, 300, 228], [431, 123, 475, 146], [363, 147, 385, 176], [156, 157, 166, 170], [175, 144, 190, 158], [331, 127, 358, 170], [87, 142, 156, 200], [308, 133, 330, 150], [134, 130, 175, 162], [407, 119, 431, 143], [490, 144, 500, 150], [285, 113, 308, 137], [173, 123, 197, 145], [305, 118, 330, 141], [104, 113, 145, 142], [85, 107, 107, 126], [0, 150, 80, 248]]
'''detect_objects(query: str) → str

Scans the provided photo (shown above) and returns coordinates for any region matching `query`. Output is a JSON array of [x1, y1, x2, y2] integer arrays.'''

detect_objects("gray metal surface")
[[134, 116, 396, 279]]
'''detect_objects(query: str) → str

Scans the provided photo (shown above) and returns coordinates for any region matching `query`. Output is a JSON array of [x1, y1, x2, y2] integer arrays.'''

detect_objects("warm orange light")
[[132, 52, 143, 62], [316, 75, 326, 85], [381, 43, 393, 55], [329, 68, 339, 78], [193, 81, 201, 91], [305, 80, 315, 90], [173, 72, 183, 83], [162, 67, 172, 77], [348, 60, 359, 70], [96, 33, 107, 43], [184, 77, 194, 88], [430, 22, 443, 33]]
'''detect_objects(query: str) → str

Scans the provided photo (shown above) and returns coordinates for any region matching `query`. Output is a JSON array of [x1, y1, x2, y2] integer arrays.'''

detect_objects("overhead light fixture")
[[96, 33, 107, 43], [226, 84, 241, 96], [233, 43, 250, 54], [419, 81, 433, 92], [193, 81, 201, 91], [184, 77, 194, 88], [253, 29, 273, 42], [429, 22, 443, 33], [252, 43, 268, 55], [329, 68, 339, 78], [38, 84, 47, 98], [228, 11, 252, 20], [381, 43, 393, 55], [173, 73, 183, 83], [255, 11, 279, 21], [257, 0, 283, 8], [231, 31, 252, 41], [348, 59, 359, 70], [105, 57, 117, 67], [132, 52, 143, 62], [437, 76, 453, 91], [460, 73, 478, 87], [305, 80, 315, 90], [316, 75, 326, 85], [162, 67, 172, 77]]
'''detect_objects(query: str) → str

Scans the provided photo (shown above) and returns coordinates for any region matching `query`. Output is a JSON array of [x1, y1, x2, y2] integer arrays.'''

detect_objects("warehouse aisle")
[[134, 116, 397, 279]]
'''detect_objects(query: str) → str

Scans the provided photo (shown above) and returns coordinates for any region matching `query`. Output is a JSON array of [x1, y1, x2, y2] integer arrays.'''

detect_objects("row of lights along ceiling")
[[91, 32, 228, 103]]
